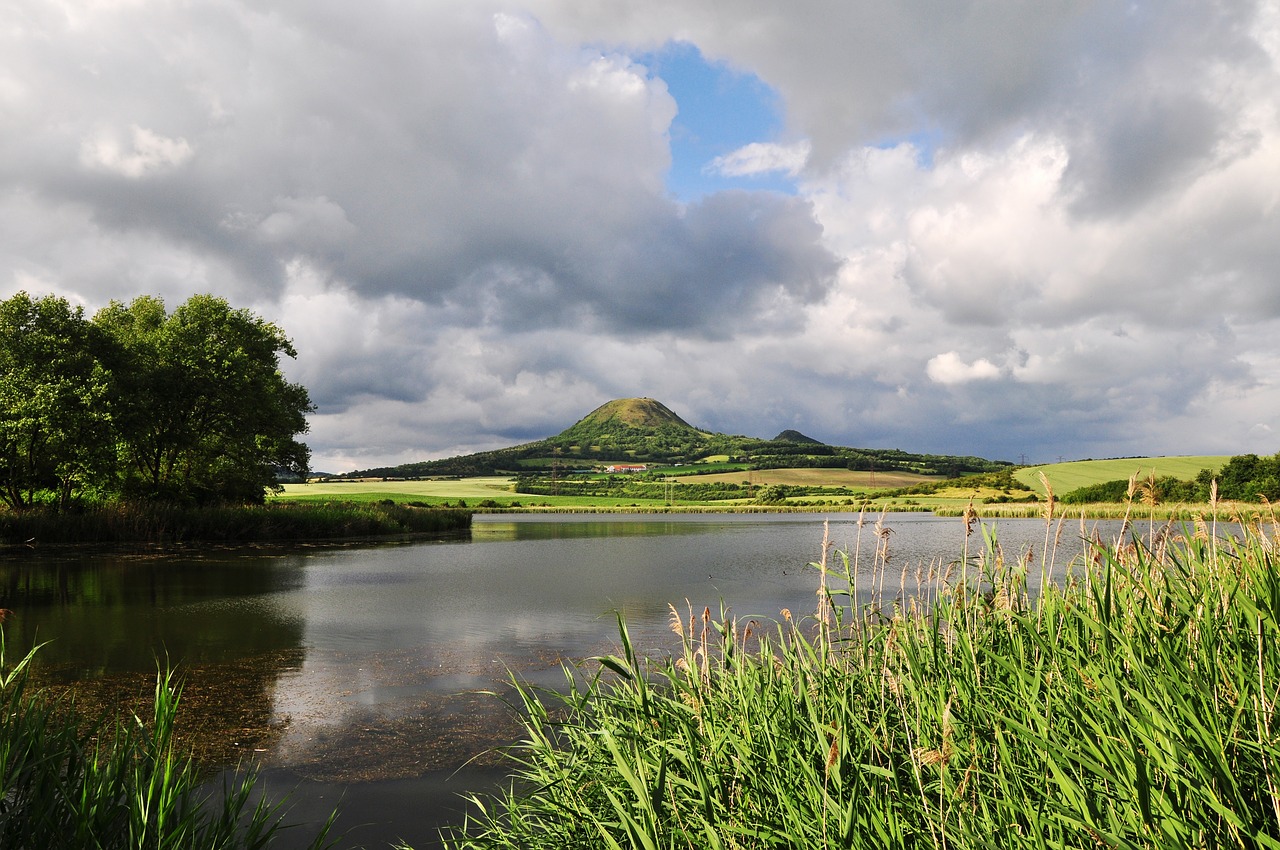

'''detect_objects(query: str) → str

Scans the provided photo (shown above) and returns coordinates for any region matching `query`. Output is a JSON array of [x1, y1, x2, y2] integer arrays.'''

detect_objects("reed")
[[0, 636, 334, 849], [441, 512, 1280, 849]]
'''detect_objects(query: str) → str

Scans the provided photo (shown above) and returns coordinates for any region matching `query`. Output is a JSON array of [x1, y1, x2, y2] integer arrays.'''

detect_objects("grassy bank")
[[0, 501, 471, 546], [937, 499, 1280, 524], [443, 516, 1280, 849], [0, 639, 332, 849]]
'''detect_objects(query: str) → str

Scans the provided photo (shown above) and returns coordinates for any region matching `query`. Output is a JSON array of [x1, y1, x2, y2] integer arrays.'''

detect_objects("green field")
[[278, 477, 518, 502], [275, 478, 674, 508], [275, 456, 1235, 514], [280, 469, 935, 510], [1014, 456, 1230, 497]]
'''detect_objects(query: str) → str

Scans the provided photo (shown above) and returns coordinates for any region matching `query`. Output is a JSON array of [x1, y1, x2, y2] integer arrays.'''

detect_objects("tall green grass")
[[442, 513, 1280, 849], [0, 635, 334, 849]]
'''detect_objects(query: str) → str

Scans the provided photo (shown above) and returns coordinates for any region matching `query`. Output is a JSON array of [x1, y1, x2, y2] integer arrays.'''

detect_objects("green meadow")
[[1015, 456, 1230, 496], [277, 477, 522, 503]]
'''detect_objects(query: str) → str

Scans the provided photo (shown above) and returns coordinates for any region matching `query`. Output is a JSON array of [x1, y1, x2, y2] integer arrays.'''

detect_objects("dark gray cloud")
[[1063, 90, 1233, 217], [531, 1, 1103, 155], [4, 2, 838, 335]]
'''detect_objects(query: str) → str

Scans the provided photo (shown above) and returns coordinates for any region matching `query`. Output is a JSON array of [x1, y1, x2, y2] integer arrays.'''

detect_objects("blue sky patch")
[[639, 41, 799, 201]]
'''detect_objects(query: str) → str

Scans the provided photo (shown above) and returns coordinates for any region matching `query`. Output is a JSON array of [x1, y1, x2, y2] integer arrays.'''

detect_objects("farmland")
[[272, 454, 1247, 518], [669, 467, 936, 489], [277, 477, 520, 503], [1015, 455, 1230, 496]]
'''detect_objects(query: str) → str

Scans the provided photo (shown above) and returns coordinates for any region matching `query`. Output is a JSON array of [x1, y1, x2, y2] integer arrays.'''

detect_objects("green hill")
[[340, 397, 1012, 478], [773, 429, 823, 445], [1015, 456, 1231, 497], [543, 398, 713, 460], [1015, 454, 1280, 505], [573, 397, 694, 429]]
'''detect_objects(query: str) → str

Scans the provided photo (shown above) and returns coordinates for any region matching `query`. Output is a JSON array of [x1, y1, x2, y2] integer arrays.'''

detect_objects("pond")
[[0, 512, 1128, 848]]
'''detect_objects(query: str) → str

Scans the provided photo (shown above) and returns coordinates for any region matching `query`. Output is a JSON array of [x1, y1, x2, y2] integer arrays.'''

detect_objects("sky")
[[3, 1, 1279, 473]]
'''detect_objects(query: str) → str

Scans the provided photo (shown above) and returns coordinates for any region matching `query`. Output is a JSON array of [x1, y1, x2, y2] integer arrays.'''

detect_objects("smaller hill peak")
[[774, 429, 824, 445]]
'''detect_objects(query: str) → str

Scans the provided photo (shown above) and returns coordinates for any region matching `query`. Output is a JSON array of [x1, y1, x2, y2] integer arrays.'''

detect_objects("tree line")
[[0, 291, 312, 511]]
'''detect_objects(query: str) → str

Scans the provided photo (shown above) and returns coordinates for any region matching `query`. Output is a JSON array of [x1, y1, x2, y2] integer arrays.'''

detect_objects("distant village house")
[[605, 463, 648, 473]]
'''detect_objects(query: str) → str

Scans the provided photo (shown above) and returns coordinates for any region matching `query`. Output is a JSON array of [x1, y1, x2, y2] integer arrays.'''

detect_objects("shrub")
[[0, 502, 471, 544]]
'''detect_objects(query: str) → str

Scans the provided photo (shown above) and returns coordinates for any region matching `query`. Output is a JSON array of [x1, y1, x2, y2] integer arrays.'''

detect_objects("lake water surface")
[[0, 512, 1129, 848]]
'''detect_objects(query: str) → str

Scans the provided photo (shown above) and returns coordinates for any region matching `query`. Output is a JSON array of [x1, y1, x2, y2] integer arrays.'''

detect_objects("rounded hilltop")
[[550, 397, 712, 461], [773, 429, 824, 445], [574, 397, 695, 430]]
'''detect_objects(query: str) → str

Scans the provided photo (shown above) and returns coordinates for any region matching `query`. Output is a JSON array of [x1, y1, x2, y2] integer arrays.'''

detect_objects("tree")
[[94, 295, 313, 504], [0, 293, 114, 510], [1214, 453, 1275, 501], [755, 483, 795, 505]]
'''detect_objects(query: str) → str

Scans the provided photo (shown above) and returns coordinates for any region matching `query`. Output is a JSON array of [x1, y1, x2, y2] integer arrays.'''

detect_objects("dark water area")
[[0, 512, 1133, 848]]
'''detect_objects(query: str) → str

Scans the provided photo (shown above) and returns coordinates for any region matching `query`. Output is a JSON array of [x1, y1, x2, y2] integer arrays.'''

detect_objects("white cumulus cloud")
[[707, 140, 811, 177], [926, 351, 1003, 385], [78, 125, 193, 178]]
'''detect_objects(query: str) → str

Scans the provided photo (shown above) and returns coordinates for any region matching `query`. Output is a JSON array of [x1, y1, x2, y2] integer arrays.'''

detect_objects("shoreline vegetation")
[[0, 501, 471, 547], [441, 511, 1280, 849], [933, 499, 1280, 522], [2, 493, 1273, 548], [3, 496, 1265, 547], [466, 500, 1268, 521]]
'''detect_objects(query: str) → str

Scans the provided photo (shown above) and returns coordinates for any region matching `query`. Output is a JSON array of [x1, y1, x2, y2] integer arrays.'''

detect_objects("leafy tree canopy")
[[94, 295, 313, 504], [0, 291, 312, 510], [0, 293, 113, 510]]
